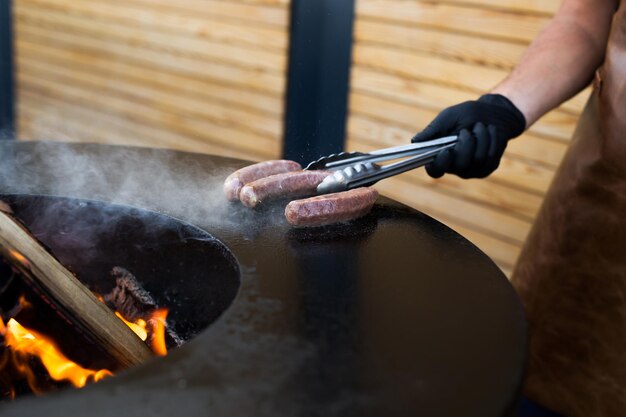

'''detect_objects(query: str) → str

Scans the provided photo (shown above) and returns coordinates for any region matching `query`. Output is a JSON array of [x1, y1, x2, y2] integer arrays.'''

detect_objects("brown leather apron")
[[511, 3, 626, 416]]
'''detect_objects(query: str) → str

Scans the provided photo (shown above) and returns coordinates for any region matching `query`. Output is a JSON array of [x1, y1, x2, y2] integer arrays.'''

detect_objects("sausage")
[[223, 160, 302, 201], [239, 170, 331, 208], [285, 187, 379, 227]]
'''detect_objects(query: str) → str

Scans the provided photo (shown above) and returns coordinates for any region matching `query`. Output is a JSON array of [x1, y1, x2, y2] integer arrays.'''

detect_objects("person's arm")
[[412, 0, 617, 179], [493, 0, 617, 126]]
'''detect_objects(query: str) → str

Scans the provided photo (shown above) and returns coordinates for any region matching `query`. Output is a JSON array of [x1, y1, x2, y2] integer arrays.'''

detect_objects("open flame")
[[147, 308, 168, 357], [0, 317, 113, 390], [0, 298, 169, 397], [115, 308, 168, 356]]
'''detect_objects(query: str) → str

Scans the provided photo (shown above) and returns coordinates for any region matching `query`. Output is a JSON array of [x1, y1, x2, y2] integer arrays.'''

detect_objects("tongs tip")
[[305, 151, 369, 171]]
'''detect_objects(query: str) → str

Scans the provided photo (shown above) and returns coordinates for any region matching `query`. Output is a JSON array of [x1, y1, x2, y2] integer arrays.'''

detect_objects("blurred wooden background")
[[13, 0, 586, 275], [13, 0, 289, 161]]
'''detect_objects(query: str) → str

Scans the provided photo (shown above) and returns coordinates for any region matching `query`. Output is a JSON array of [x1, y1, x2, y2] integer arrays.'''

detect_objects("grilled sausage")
[[285, 187, 378, 227], [223, 160, 302, 201], [239, 170, 331, 208]]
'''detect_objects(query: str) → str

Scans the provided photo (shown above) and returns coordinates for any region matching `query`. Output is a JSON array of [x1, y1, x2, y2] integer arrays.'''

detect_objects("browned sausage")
[[239, 170, 331, 208], [285, 187, 378, 227], [223, 160, 301, 201]]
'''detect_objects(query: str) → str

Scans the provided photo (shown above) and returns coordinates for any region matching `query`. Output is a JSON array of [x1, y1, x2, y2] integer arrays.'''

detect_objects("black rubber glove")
[[411, 94, 526, 179]]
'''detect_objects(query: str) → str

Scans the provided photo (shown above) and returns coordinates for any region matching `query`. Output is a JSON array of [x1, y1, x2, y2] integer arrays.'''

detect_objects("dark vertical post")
[[283, 0, 356, 165], [0, 0, 14, 140]]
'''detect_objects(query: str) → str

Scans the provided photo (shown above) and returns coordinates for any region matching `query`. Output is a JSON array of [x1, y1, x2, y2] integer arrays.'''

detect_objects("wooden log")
[[0, 203, 153, 369]]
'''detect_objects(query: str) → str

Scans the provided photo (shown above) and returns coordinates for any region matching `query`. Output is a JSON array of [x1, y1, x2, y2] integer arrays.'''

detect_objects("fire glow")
[[115, 308, 168, 356], [0, 301, 169, 397], [0, 318, 112, 391]]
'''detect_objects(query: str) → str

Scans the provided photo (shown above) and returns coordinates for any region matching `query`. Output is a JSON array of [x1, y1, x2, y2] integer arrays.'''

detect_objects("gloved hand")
[[411, 94, 526, 179]]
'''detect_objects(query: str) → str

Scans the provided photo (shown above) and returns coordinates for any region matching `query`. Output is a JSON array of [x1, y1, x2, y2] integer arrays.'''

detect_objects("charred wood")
[[104, 267, 182, 348]]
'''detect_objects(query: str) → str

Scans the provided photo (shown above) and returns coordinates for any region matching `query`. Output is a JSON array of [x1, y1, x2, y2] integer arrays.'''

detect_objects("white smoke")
[[0, 139, 270, 239]]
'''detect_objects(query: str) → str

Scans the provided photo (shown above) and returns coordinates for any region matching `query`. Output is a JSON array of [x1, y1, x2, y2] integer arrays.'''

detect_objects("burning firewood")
[[0, 201, 153, 369], [104, 267, 182, 348], [104, 267, 157, 322]]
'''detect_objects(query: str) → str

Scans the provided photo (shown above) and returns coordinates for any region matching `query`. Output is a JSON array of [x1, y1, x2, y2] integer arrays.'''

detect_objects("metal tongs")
[[305, 136, 457, 194]]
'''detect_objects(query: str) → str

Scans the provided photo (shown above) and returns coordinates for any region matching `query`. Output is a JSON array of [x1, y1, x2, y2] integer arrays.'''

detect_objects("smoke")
[[0, 140, 269, 248]]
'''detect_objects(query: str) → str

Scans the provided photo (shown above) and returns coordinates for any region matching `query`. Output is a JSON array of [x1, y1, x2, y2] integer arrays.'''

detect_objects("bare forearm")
[[492, 0, 616, 126]]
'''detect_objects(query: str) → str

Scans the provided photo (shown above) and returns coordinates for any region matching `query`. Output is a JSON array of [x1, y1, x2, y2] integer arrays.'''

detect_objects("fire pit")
[[0, 141, 526, 417], [0, 194, 240, 398]]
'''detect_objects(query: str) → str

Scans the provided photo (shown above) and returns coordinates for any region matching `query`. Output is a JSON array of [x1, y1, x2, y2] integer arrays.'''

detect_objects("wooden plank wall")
[[13, 0, 290, 162], [347, 0, 588, 276]]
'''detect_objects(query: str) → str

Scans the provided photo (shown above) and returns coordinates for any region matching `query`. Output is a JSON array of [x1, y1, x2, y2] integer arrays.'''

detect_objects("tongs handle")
[[347, 144, 454, 189], [305, 136, 457, 171]]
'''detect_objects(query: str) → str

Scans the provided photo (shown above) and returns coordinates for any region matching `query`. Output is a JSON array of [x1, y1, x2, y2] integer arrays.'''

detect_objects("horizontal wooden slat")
[[371, 173, 530, 253], [14, 2, 286, 73], [15, 25, 285, 96], [489, 157, 556, 196], [351, 67, 589, 118], [18, 93, 263, 162], [355, 18, 526, 70], [505, 135, 567, 169], [354, 44, 593, 125], [16, 38, 279, 115], [17, 54, 282, 139], [428, 0, 559, 15], [367, 180, 522, 271], [404, 167, 543, 221], [15, 0, 290, 167], [125, 0, 288, 28], [226, 0, 289, 6], [349, 89, 577, 143], [352, 78, 574, 167], [17, 72, 280, 158], [356, 0, 550, 43], [16, 41, 282, 118], [354, 43, 507, 93], [350, 86, 577, 147], [376, 179, 523, 271], [441, 222, 519, 275], [17, 0, 288, 51]]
